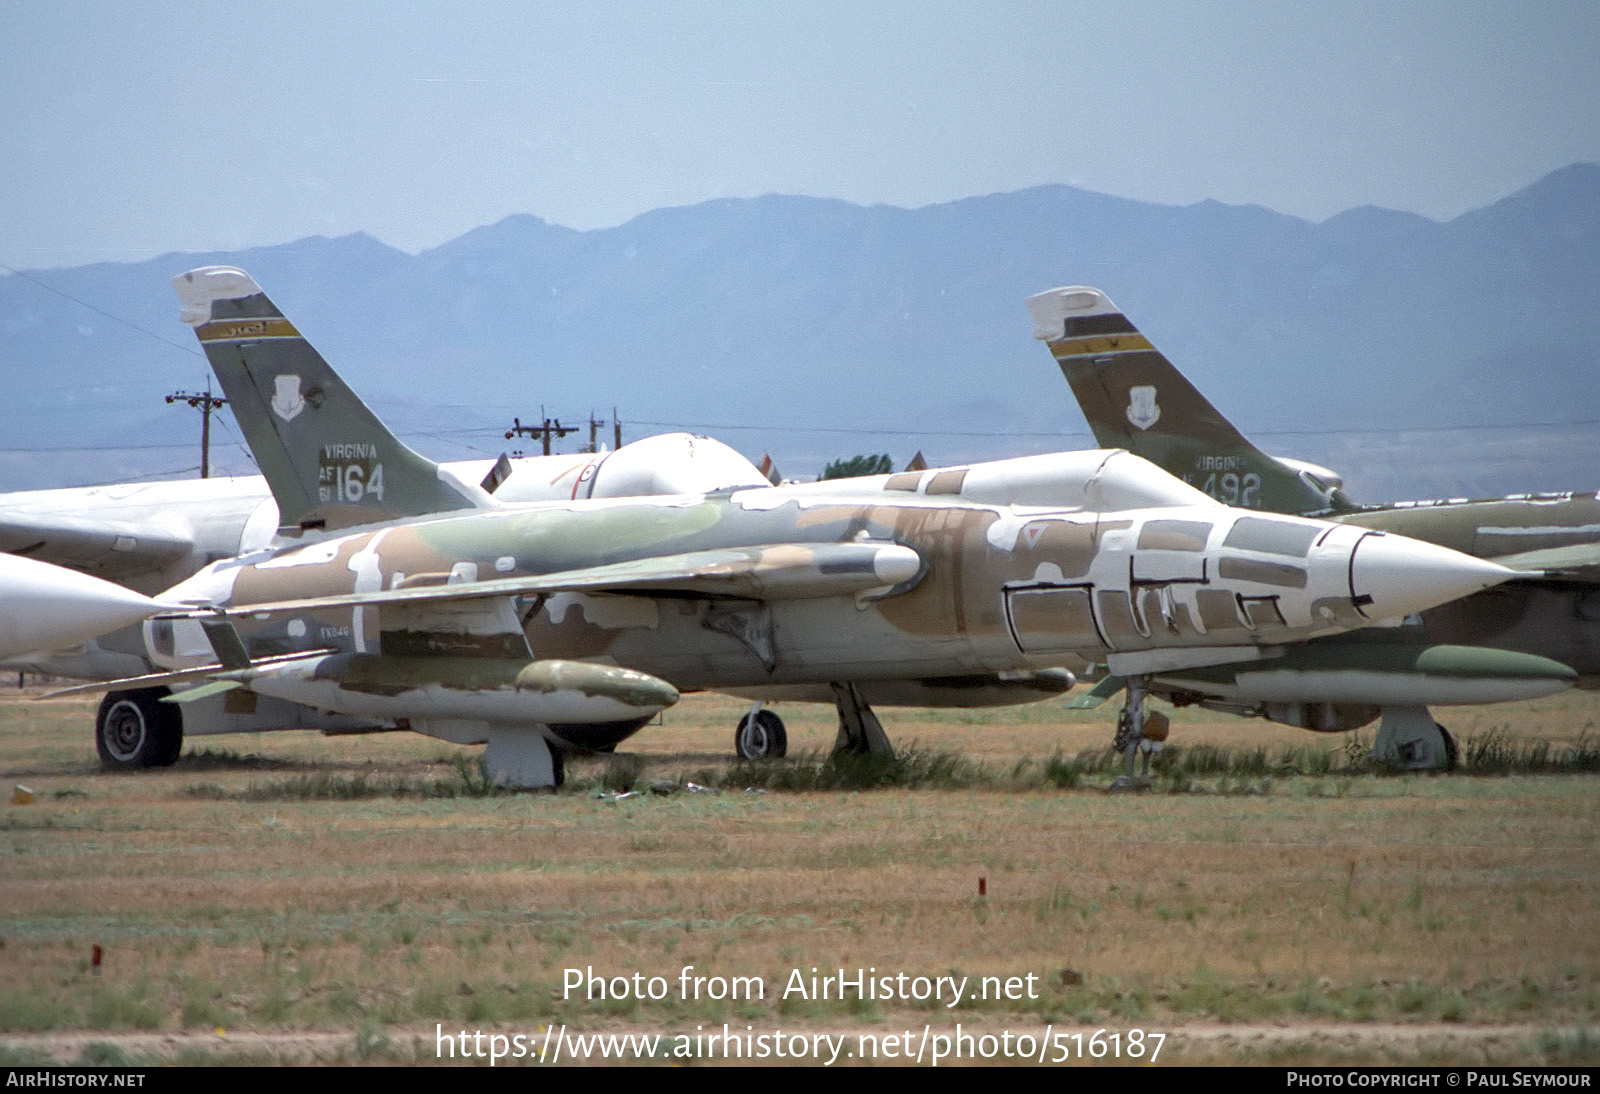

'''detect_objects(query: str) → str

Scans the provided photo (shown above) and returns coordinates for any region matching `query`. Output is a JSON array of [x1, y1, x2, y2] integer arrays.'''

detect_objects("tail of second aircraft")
[[1026, 286, 1353, 516], [174, 267, 492, 534]]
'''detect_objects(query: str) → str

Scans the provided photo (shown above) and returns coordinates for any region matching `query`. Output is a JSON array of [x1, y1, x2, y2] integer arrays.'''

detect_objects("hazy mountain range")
[[3, 163, 1597, 503]]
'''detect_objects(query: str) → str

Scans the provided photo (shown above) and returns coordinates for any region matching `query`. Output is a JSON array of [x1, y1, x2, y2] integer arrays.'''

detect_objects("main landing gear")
[[96, 688, 184, 768], [483, 730, 566, 789], [1372, 705, 1458, 771], [732, 683, 898, 762], [830, 682, 894, 759]]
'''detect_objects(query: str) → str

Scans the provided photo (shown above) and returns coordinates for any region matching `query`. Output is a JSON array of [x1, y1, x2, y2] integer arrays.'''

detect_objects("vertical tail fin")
[[1026, 286, 1351, 515], [174, 267, 491, 533]]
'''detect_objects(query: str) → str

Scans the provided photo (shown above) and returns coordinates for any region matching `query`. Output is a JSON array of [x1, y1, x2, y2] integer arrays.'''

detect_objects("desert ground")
[[1, 683, 1596, 1066]]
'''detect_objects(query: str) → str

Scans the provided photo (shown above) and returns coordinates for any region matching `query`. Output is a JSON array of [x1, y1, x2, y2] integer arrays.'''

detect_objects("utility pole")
[[166, 387, 228, 478], [505, 410, 578, 456], [586, 411, 610, 453], [613, 407, 622, 451]]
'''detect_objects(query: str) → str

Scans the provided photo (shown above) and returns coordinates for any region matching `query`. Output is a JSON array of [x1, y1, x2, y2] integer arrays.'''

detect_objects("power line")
[[0, 442, 198, 453], [6, 264, 1592, 444], [209, 413, 259, 470], [1, 264, 203, 360], [1247, 418, 1600, 439], [628, 419, 1093, 438], [627, 416, 1600, 439], [3, 411, 1594, 457]]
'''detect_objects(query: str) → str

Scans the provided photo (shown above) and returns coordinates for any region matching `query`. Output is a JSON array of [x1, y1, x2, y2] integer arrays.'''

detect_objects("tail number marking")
[[1198, 471, 1261, 508], [319, 444, 386, 504]]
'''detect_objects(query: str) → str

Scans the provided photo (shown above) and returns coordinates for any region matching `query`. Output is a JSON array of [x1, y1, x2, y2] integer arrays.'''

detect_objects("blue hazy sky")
[[3, 0, 1598, 271]]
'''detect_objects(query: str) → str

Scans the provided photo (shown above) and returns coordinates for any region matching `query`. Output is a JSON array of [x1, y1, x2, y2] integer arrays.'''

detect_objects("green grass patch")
[[719, 745, 989, 791], [186, 756, 507, 801], [1460, 730, 1600, 774], [1538, 1027, 1600, 1065], [619, 732, 1600, 797]]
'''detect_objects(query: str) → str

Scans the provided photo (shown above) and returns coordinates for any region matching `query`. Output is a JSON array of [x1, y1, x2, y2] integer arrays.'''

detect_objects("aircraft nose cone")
[[0, 555, 162, 659], [1350, 533, 1514, 622]]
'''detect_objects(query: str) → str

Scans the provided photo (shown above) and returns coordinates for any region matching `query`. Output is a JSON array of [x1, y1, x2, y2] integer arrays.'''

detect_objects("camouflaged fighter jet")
[[1027, 286, 1594, 768], [48, 267, 1524, 788]]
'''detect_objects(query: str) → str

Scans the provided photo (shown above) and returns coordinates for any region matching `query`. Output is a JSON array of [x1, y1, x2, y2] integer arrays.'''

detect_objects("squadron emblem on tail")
[[1126, 385, 1161, 431], [271, 375, 305, 422]]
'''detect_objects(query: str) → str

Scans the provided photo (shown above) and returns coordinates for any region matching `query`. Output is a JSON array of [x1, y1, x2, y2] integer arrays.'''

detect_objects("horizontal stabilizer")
[[1066, 674, 1125, 709], [161, 679, 244, 704], [1490, 541, 1600, 582], [40, 648, 336, 700]]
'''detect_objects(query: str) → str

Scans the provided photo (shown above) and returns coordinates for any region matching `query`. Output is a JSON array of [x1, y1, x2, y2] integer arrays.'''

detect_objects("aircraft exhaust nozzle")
[[0, 554, 166, 660], [1349, 533, 1515, 622]]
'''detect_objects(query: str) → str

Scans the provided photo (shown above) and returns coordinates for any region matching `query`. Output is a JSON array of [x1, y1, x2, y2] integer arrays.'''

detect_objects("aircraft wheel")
[[550, 746, 566, 789], [735, 709, 788, 760], [1436, 723, 1459, 772], [96, 688, 183, 768]]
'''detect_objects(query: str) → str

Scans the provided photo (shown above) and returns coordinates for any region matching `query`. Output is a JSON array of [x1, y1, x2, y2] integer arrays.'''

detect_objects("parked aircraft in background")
[[1028, 285, 1599, 767]]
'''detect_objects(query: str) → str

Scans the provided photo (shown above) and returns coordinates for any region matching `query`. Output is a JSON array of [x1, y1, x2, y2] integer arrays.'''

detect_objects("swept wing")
[[165, 540, 924, 618]]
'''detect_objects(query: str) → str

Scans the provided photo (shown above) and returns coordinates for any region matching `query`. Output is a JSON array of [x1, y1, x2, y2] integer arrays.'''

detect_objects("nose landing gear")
[[1110, 674, 1166, 790]]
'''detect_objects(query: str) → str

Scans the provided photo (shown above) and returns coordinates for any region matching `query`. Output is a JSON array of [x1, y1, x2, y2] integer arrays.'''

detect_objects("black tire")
[[550, 745, 566, 788], [96, 688, 183, 768], [735, 709, 788, 760], [1436, 723, 1459, 772]]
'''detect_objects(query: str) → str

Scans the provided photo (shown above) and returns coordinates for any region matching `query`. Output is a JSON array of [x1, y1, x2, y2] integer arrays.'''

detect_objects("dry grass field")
[[1, 683, 1597, 1066]]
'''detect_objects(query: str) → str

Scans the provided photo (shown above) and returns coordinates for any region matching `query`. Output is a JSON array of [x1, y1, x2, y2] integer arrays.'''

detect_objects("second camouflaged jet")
[[58, 267, 1528, 787], [1027, 285, 1595, 767]]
